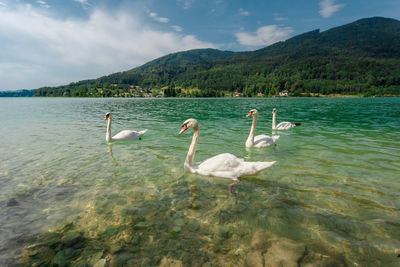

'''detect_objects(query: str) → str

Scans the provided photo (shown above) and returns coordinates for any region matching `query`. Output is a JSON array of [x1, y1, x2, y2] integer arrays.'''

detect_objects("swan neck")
[[106, 117, 112, 142], [246, 114, 257, 146], [185, 125, 199, 169], [272, 113, 276, 130]]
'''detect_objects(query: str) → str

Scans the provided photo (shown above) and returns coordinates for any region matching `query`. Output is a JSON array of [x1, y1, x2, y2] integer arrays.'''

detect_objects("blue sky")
[[1, 0, 399, 91]]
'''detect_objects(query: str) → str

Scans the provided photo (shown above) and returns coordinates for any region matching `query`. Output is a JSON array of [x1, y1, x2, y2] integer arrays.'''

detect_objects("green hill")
[[35, 17, 400, 97], [0, 89, 36, 97]]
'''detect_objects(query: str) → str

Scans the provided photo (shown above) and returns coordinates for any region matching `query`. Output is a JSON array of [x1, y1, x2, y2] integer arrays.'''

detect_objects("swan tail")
[[255, 161, 276, 171], [243, 161, 276, 175], [294, 122, 301, 126], [272, 135, 280, 142], [138, 129, 148, 136]]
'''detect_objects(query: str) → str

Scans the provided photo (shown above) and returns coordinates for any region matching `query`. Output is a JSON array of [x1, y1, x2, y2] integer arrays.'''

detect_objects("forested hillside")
[[35, 17, 400, 97], [0, 90, 36, 97]]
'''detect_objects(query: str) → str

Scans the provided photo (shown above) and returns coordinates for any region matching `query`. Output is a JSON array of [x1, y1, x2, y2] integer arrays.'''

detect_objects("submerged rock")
[[245, 251, 264, 267], [217, 226, 233, 240], [88, 251, 104, 265], [6, 198, 19, 207], [250, 231, 269, 250], [134, 221, 148, 229], [174, 218, 185, 226], [173, 226, 182, 233], [263, 238, 305, 267], [121, 206, 141, 215], [187, 219, 200, 232], [62, 231, 85, 248], [190, 201, 201, 209], [91, 259, 107, 267], [110, 251, 135, 266], [159, 257, 183, 267], [53, 250, 68, 267]]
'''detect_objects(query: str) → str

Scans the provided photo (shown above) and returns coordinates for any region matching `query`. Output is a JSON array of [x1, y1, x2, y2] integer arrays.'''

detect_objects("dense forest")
[[34, 17, 400, 97], [0, 89, 36, 97]]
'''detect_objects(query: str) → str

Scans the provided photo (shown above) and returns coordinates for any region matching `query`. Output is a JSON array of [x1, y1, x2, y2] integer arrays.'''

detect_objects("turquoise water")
[[0, 97, 399, 266]]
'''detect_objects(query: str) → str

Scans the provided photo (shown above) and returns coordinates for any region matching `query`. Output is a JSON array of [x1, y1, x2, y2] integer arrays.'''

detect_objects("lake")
[[0, 97, 399, 266]]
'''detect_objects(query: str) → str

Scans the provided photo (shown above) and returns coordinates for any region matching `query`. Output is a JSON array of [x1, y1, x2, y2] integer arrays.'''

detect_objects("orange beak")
[[246, 112, 253, 117], [104, 115, 109, 120], [179, 124, 188, 135]]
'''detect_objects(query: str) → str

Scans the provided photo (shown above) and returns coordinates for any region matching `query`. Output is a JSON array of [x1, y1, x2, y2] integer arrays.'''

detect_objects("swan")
[[179, 118, 276, 195], [246, 109, 280, 148], [104, 112, 147, 142], [272, 108, 301, 130]]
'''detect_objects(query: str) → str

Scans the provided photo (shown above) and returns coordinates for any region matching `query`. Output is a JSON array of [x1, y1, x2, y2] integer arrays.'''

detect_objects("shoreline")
[[2, 93, 400, 98]]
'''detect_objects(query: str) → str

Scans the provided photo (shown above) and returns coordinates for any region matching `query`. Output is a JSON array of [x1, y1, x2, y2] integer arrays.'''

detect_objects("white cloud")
[[74, 0, 88, 4], [239, 8, 249, 16], [74, 0, 90, 9], [319, 0, 345, 18], [149, 12, 170, 23], [235, 25, 293, 47], [0, 4, 215, 90], [36, 0, 50, 8], [172, 25, 183, 32], [177, 0, 194, 10]]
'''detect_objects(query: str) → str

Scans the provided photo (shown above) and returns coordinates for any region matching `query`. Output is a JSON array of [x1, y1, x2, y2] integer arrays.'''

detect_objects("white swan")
[[272, 108, 301, 130], [104, 112, 147, 142], [246, 109, 280, 148], [179, 119, 276, 194]]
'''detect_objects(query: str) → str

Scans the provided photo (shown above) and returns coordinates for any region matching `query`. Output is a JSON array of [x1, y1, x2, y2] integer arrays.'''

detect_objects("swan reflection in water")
[[108, 144, 121, 167]]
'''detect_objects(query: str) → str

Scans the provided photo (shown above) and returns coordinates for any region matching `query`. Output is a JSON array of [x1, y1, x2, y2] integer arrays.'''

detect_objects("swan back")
[[276, 122, 295, 130], [195, 153, 276, 180], [253, 135, 280, 148], [112, 129, 147, 141]]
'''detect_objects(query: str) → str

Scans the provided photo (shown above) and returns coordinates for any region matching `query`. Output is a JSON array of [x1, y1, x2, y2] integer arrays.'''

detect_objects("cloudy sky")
[[1, 0, 399, 91]]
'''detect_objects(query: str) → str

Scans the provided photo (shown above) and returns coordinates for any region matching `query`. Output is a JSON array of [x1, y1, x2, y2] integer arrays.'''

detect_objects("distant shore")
[[2, 95, 399, 98], [1, 90, 399, 98]]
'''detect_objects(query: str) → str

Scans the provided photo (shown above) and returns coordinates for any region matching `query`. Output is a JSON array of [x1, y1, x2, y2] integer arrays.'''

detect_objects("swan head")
[[179, 118, 198, 134], [104, 112, 112, 120], [272, 108, 277, 114], [246, 109, 258, 117]]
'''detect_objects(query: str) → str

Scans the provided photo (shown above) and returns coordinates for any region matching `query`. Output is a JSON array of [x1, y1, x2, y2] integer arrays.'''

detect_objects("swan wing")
[[194, 153, 275, 179], [276, 122, 295, 130], [194, 153, 243, 179], [253, 135, 280, 148], [236, 161, 276, 177], [112, 129, 147, 141], [197, 153, 243, 171]]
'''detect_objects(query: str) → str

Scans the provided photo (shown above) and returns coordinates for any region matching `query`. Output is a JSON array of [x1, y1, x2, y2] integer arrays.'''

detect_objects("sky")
[[0, 0, 399, 91]]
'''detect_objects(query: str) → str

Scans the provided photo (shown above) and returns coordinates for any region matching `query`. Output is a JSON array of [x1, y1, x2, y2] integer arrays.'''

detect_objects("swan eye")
[[179, 123, 188, 135]]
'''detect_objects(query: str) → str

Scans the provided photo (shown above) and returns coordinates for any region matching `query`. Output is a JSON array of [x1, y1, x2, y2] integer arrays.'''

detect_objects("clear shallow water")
[[0, 97, 399, 266]]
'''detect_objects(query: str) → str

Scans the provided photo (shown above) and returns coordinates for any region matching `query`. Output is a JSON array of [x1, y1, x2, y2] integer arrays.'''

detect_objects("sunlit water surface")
[[0, 97, 399, 266]]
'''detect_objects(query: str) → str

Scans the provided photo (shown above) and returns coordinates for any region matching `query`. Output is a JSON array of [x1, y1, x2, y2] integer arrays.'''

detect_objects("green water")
[[0, 97, 399, 266]]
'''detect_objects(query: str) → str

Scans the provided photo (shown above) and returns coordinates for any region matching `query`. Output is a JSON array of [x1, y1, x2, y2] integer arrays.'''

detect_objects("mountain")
[[35, 17, 400, 97]]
